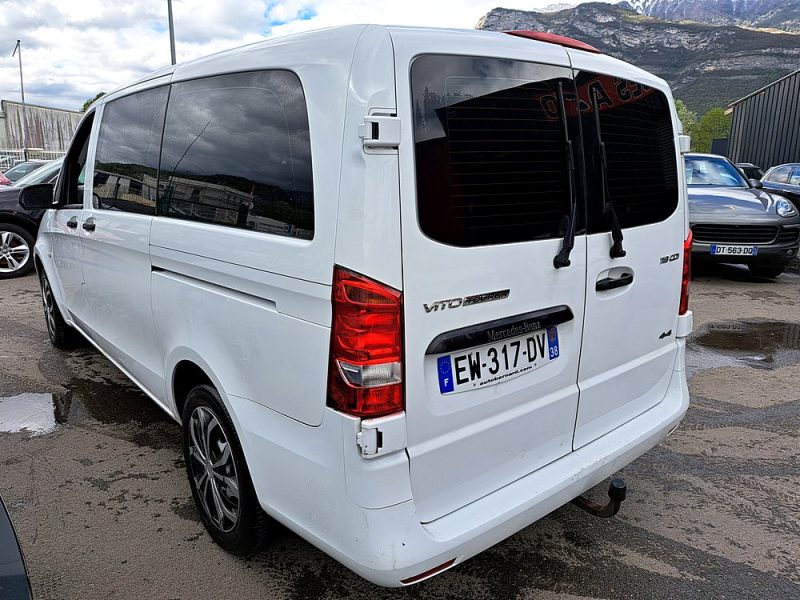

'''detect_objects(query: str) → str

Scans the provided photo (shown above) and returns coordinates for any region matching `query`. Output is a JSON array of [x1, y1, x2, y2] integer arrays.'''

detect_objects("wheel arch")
[[165, 349, 240, 429], [31, 246, 69, 322], [173, 359, 213, 420]]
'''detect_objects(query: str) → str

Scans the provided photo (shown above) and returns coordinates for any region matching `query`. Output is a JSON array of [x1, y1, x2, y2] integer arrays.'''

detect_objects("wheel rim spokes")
[[188, 406, 240, 532], [0, 231, 30, 273], [41, 277, 56, 337]]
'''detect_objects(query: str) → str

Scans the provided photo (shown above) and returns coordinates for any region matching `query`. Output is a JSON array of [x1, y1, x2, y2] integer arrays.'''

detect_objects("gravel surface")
[[1, 263, 798, 599]]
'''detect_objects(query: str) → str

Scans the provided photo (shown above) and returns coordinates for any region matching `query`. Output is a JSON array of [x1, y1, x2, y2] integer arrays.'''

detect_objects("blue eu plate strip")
[[437, 356, 454, 394]]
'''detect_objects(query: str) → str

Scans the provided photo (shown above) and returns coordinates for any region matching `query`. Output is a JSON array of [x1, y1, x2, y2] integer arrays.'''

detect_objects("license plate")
[[437, 327, 559, 395], [710, 244, 759, 256]]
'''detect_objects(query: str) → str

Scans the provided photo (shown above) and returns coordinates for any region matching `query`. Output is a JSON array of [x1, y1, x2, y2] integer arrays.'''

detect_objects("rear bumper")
[[231, 343, 690, 587]]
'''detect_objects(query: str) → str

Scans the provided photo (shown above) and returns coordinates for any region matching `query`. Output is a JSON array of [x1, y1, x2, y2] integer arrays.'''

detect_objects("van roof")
[[102, 24, 665, 102]]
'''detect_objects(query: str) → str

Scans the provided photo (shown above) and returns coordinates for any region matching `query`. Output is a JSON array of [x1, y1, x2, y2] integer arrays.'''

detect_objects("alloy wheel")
[[0, 230, 30, 273], [188, 406, 240, 533], [41, 275, 57, 340]]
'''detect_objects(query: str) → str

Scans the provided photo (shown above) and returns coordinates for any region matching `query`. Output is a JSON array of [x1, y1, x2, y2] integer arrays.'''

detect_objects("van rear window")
[[575, 72, 678, 232], [411, 55, 577, 247]]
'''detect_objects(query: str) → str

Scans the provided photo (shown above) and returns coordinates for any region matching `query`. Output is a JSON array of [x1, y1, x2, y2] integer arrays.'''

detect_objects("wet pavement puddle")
[[687, 320, 800, 377], [0, 378, 176, 444], [0, 393, 59, 434]]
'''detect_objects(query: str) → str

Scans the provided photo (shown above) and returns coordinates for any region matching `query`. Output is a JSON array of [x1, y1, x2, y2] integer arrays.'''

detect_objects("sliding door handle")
[[82, 218, 96, 232], [596, 272, 633, 292]]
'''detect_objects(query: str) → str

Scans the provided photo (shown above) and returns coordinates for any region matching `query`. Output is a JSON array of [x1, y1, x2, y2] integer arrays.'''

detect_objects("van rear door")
[[393, 38, 588, 523], [568, 55, 685, 448]]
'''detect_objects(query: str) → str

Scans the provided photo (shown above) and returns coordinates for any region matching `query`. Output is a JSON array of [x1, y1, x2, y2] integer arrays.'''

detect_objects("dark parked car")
[[735, 162, 764, 180], [686, 153, 800, 278], [2, 160, 49, 184], [760, 163, 800, 207], [0, 495, 32, 600], [0, 158, 62, 279]]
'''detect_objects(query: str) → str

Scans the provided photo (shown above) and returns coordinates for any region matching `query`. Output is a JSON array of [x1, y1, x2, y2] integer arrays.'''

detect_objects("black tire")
[[182, 384, 268, 555], [748, 263, 786, 278], [39, 270, 77, 349], [0, 223, 35, 279]]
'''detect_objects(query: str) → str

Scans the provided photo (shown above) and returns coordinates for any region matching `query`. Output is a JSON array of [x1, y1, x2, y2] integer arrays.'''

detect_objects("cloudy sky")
[[0, 0, 605, 112]]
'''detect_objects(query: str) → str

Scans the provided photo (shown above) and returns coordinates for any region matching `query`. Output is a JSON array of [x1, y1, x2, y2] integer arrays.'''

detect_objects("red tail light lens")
[[679, 230, 692, 315], [327, 266, 403, 418]]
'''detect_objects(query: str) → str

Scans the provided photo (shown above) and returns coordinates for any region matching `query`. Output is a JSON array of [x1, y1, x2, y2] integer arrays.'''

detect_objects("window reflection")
[[93, 86, 168, 214], [575, 72, 678, 232], [158, 71, 314, 240], [413, 55, 577, 247]]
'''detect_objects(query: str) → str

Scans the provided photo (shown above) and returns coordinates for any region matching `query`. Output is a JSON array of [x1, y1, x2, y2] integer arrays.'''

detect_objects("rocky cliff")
[[622, 0, 800, 32], [476, 2, 800, 113]]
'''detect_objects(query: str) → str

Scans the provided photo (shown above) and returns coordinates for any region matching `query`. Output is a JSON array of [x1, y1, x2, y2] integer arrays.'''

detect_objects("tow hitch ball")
[[571, 478, 627, 518]]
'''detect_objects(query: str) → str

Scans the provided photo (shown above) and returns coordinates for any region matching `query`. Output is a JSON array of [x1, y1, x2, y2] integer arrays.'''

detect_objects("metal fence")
[[0, 149, 66, 171], [728, 69, 800, 170]]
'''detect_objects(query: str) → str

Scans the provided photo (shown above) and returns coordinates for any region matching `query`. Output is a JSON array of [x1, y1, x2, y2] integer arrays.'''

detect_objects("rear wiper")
[[553, 82, 577, 269], [592, 88, 626, 259]]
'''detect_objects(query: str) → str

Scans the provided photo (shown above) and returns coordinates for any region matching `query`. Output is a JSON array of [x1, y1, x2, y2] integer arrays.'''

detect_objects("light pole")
[[167, 0, 176, 65], [11, 40, 28, 160]]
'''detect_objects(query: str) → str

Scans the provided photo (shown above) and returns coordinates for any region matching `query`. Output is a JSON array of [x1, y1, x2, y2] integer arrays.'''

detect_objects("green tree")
[[675, 99, 697, 138], [691, 107, 732, 153], [81, 92, 106, 112]]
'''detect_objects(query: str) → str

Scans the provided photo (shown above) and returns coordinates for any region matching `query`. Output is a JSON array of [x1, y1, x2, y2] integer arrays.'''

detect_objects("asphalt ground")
[[1, 262, 799, 599]]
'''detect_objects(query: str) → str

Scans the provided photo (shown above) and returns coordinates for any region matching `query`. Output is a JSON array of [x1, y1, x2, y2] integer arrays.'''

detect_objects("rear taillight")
[[327, 266, 403, 418], [679, 230, 692, 315]]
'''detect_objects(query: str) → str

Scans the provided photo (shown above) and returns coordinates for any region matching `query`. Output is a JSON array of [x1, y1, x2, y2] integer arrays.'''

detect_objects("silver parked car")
[[686, 153, 800, 278]]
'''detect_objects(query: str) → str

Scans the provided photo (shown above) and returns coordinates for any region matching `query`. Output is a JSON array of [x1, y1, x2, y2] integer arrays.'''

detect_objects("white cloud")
[[0, 0, 599, 112]]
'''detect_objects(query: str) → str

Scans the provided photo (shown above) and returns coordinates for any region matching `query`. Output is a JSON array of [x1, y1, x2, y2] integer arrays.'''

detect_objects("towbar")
[[571, 477, 627, 518]]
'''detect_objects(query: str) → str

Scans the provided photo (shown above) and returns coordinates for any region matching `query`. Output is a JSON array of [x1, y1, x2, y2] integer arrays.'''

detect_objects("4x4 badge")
[[424, 289, 510, 313]]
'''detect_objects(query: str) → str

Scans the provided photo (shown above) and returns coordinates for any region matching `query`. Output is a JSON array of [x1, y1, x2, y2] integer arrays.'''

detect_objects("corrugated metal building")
[[727, 69, 800, 170], [0, 100, 82, 151]]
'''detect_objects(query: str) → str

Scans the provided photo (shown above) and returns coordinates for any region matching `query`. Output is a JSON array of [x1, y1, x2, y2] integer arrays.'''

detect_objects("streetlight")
[[167, 0, 176, 65], [11, 40, 28, 160]]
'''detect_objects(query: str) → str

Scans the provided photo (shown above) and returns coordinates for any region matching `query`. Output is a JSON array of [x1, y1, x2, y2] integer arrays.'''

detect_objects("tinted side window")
[[767, 166, 792, 183], [158, 71, 314, 240], [790, 168, 800, 186], [93, 87, 168, 214], [55, 113, 94, 207], [412, 55, 580, 247], [576, 73, 679, 232]]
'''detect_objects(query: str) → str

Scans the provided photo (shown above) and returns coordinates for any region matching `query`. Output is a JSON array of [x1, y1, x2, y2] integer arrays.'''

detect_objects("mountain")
[[621, 0, 800, 31], [476, 2, 800, 113]]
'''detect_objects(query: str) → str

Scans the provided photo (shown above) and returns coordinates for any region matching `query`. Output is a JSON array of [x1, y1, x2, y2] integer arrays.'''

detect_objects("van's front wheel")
[[40, 271, 77, 348], [182, 385, 267, 555]]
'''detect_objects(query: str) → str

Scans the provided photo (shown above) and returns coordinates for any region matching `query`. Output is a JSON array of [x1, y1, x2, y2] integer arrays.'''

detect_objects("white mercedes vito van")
[[22, 25, 693, 586]]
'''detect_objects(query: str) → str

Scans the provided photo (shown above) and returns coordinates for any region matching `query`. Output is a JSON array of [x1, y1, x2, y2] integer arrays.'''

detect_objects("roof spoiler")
[[504, 30, 602, 54]]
